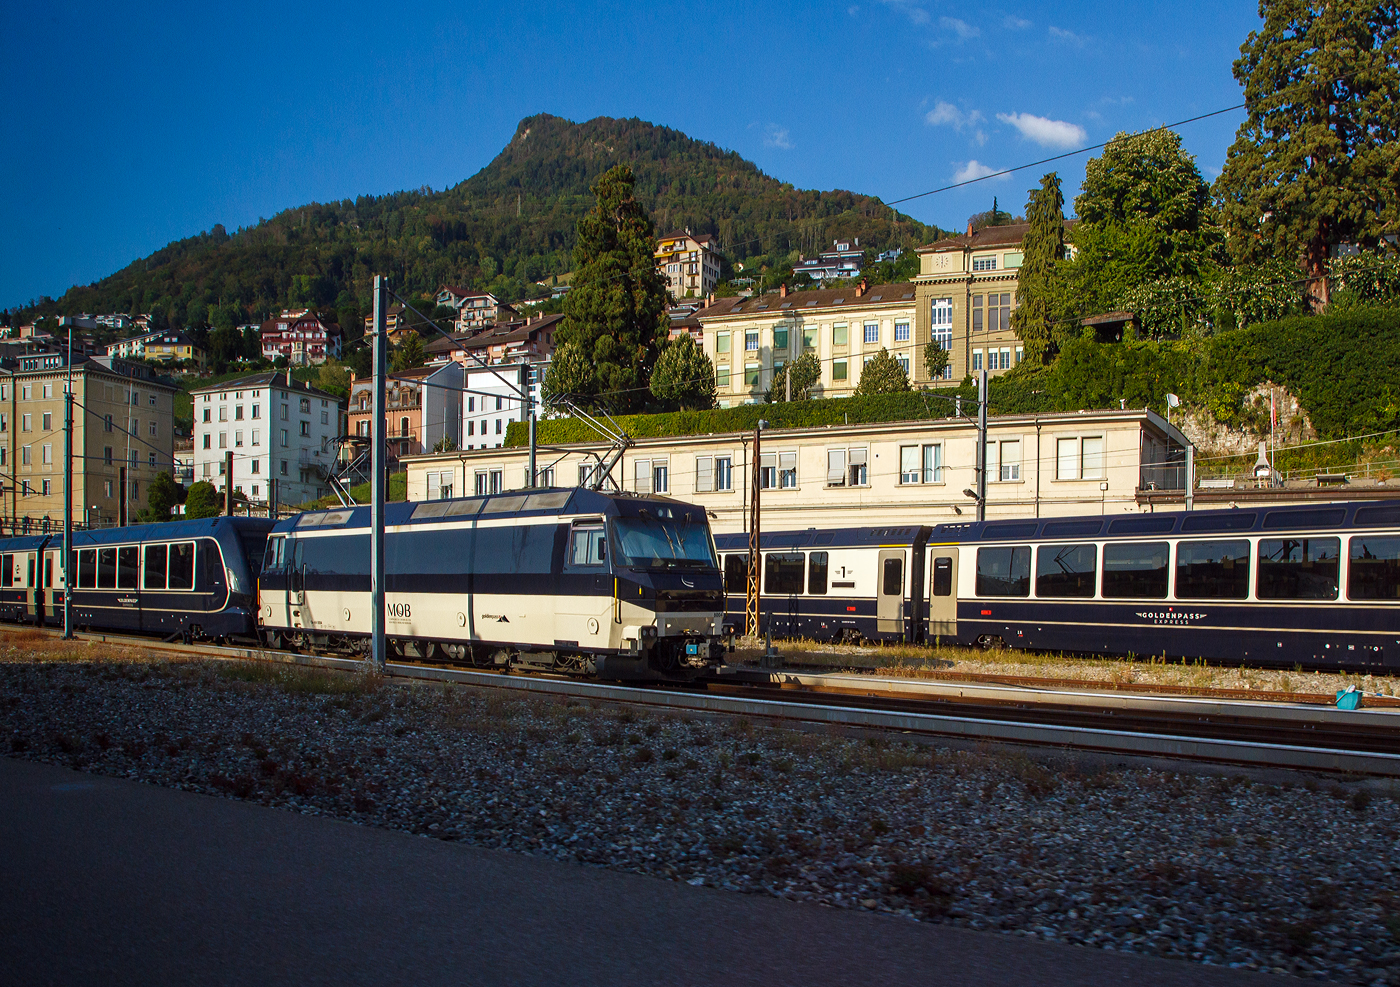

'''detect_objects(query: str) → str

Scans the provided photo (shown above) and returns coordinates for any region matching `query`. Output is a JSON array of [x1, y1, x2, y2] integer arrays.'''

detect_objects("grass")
[[734, 634, 1400, 701], [212, 659, 383, 696]]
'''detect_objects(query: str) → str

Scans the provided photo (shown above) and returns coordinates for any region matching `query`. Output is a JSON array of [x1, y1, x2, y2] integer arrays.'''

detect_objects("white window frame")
[[894, 321, 911, 343], [863, 322, 879, 345], [826, 446, 868, 487], [992, 439, 1022, 482], [1056, 435, 1107, 481]]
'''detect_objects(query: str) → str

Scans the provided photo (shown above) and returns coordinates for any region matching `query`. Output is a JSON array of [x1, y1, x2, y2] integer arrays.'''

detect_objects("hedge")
[[508, 306, 1400, 447]]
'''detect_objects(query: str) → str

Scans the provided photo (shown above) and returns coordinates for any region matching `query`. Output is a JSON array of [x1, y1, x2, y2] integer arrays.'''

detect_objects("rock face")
[[5, 655, 1400, 984], [1176, 383, 1314, 460]]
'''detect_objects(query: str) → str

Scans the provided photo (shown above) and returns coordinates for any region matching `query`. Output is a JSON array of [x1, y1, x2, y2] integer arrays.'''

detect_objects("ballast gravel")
[[5, 651, 1400, 984]]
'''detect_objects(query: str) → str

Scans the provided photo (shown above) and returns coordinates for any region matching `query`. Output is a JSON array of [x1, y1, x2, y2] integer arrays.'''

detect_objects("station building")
[[400, 407, 1193, 533]]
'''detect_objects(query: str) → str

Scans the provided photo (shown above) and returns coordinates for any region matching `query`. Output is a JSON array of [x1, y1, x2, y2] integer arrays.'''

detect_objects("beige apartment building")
[[696, 281, 919, 406], [401, 407, 1189, 533], [0, 357, 177, 530], [912, 221, 1078, 382], [656, 231, 722, 300]]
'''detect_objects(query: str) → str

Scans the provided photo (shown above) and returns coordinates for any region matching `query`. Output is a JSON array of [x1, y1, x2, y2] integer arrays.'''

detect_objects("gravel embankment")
[[5, 649, 1400, 984]]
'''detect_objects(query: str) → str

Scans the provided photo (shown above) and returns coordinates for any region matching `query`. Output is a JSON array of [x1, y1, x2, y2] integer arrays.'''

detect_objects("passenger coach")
[[0, 517, 273, 640], [257, 487, 728, 679]]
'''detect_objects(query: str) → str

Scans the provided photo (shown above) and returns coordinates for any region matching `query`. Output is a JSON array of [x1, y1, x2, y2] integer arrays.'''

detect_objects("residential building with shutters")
[[260, 310, 342, 366], [0, 357, 176, 530], [190, 372, 346, 509], [400, 407, 1193, 531], [912, 221, 1078, 385], [434, 287, 518, 332], [696, 281, 918, 406], [346, 362, 463, 471], [655, 230, 722, 300], [793, 238, 864, 282]]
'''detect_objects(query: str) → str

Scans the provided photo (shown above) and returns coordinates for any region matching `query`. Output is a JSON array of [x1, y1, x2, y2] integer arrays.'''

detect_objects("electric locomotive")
[[257, 487, 729, 679]]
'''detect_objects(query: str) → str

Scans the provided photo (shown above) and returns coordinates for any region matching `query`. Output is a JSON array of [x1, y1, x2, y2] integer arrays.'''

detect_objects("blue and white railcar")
[[256, 488, 727, 680], [926, 500, 1400, 669], [0, 517, 273, 640], [713, 526, 930, 643]]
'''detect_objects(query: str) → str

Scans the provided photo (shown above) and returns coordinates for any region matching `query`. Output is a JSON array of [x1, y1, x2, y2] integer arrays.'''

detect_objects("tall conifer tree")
[[1012, 173, 1067, 363]]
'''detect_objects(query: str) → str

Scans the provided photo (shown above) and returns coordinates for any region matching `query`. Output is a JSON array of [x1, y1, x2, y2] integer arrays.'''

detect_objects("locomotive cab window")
[[764, 553, 805, 594], [976, 546, 1030, 597], [724, 554, 748, 594], [1257, 537, 1339, 600], [569, 527, 607, 566], [1101, 542, 1169, 599], [263, 536, 286, 572], [1175, 540, 1250, 600], [1348, 536, 1400, 600], [1035, 544, 1096, 598]]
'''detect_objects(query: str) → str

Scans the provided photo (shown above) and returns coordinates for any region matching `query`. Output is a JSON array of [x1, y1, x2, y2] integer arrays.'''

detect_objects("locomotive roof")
[[272, 487, 711, 534], [713, 525, 927, 552], [931, 499, 1400, 544]]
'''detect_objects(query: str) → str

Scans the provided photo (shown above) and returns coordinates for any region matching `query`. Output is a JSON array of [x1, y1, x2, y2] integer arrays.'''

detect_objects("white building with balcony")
[[190, 371, 346, 508]]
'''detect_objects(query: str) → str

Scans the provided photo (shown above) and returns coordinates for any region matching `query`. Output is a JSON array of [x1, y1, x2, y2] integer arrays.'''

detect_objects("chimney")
[[967, 220, 975, 236], [779, 282, 788, 299], [855, 278, 868, 297], [706, 292, 713, 306]]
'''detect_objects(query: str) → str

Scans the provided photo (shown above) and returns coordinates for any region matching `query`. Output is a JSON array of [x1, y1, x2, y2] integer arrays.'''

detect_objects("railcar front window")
[[1175, 539, 1250, 600], [1035, 543, 1097, 598], [611, 516, 716, 569], [1257, 537, 1339, 600], [1101, 542, 1169, 599], [1348, 536, 1400, 600], [976, 546, 1030, 597]]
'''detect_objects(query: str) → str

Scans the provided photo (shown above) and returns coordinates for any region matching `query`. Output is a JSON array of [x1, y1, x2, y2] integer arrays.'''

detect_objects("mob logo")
[[387, 602, 412, 619]]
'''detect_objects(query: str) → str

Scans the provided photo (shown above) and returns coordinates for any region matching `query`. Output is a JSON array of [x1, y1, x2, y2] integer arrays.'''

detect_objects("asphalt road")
[[0, 757, 1277, 987]]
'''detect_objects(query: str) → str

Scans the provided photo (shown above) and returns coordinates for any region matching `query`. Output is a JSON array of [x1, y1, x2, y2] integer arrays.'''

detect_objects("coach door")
[[877, 550, 904, 636], [928, 549, 958, 641]]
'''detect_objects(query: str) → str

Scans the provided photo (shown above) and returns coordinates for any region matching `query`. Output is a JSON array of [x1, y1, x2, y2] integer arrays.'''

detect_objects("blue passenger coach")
[[0, 517, 274, 640], [937, 500, 1400, 669]]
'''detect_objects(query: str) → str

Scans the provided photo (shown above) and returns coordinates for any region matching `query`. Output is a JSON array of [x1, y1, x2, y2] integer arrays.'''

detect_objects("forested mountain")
[[14, 114, 938, 338]]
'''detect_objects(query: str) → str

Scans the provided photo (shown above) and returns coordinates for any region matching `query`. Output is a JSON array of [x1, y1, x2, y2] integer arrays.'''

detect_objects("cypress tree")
[[1012, 173, 1067, 363]]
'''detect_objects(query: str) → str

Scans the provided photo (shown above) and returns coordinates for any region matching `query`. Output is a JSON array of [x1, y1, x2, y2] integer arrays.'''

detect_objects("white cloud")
[[954, 160, 1004, 183], [876, 0, 930, 25], [996, 112, 1088, 149], [1048, 25, 1085, 45], [924, 101, 983, 130], [764, 124, 794, 150], [940, 16, 979, 39], [1003, 15, 1032, 29]]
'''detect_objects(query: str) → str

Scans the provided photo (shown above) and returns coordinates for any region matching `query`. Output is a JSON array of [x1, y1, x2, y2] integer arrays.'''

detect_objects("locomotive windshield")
[[611, 514, 717, 569]]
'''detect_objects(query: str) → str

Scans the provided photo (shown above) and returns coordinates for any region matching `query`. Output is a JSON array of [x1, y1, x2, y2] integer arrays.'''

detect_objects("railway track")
[[22, 627, 1400, 779]]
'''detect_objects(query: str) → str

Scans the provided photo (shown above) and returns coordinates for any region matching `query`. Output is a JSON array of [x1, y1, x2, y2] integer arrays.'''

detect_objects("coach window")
[[569, 527, 607, 566], [0, 554, 10, 588], [764, 553, 805, 594], [143, 545, 168, 589], [1176, 540, 1250, 599], [1101, 542, 1169, 599], [976, 546, 1030, 597], [882, 556, 904, 597], [168, 543, 195, 590], [1035, 544, 1097, 598], [808, 551, 828, 594], [1257, 537, 1339, 600], [724, 555, 748, 594], [75, 548, 96, 589], [1348, 536, 1400, 600], [117, 546, 138, 589], [932, 556, 953, 597]]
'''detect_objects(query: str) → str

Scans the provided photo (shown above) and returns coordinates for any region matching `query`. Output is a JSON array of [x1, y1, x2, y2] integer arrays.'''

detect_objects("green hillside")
[[18, 114, 938, 336]]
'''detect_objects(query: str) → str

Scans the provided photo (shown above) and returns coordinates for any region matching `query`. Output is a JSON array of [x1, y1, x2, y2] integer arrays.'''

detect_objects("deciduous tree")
[[765, 351, 820, 402], [650, 334, 717, 410], [854, 348, 910, 396], [1214, 0, 1400, 304], [183, 481, 221, 520], [923, 339, 950, 382]]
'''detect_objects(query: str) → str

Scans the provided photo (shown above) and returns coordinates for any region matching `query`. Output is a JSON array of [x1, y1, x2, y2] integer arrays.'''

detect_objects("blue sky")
[[0, 1, 1261, 310]]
